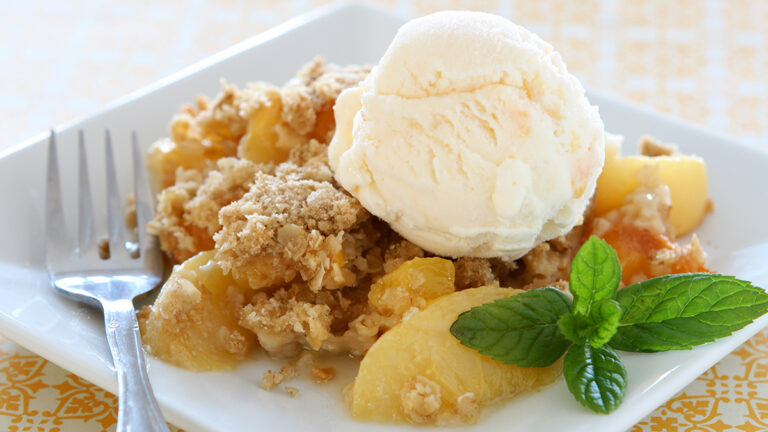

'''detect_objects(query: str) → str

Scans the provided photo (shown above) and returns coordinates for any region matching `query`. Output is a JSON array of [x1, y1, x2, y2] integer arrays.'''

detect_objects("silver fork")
[[45, 129, 169, 432]]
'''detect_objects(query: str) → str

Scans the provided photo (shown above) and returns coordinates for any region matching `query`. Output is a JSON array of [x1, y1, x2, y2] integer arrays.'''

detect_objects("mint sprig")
[[450, 235, 768, 414]]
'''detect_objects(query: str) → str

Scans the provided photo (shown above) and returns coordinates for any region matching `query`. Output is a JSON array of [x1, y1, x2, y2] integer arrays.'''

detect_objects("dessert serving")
[[135, 10, 766, 426]]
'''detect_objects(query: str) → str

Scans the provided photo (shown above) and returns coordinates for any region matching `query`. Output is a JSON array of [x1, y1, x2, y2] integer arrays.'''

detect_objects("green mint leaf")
[[450, 287, 572, 367], [558, 299, 621, 348], [610, 273, 768, 352], [570, 236, 622, 316], [564, 343, 627, 414]]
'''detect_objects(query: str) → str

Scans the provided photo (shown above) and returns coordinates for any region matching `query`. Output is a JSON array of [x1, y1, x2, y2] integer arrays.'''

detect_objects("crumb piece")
[[551, 279, 570, 292], [125, 193, 137, 233], [639, 135, 678, 157], [285, 386, 300, 398], [401, 306, 421, 322], [261, 364, 298, 390], [98, 236, 110, 259], [311, 367, 335, 383], [455, 392, 479, 421], [401, 376, 442, 424], [454, 258, 496, 290]]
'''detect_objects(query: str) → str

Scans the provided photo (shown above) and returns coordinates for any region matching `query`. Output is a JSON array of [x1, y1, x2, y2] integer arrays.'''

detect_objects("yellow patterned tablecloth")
[[1, 1, 767, 431]]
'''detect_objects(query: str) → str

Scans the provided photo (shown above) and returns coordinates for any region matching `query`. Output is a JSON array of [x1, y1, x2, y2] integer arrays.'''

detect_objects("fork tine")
[[78, 130, 95, 256], [46, 130, 70, 261], [105, 130, 129, 259], [132, 132, 151, 250], [132, 132, 163, 274]]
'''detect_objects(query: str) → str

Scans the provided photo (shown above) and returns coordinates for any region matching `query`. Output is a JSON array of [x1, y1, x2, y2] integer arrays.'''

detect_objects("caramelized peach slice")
[[352, 286, 561, 424]]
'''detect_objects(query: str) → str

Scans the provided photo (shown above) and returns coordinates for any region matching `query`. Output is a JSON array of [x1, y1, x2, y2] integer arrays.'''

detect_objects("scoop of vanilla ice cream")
[[328, 11, 605, 258]]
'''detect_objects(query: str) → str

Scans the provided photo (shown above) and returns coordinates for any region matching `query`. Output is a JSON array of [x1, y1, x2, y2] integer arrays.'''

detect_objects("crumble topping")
[[147, 158, 263, 262], [140, 59, 709, 408], [214, 157, 366, 292]]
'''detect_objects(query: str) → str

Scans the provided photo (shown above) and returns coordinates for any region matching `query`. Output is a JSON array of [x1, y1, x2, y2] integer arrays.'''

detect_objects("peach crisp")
[[138, 58, 711, 425]]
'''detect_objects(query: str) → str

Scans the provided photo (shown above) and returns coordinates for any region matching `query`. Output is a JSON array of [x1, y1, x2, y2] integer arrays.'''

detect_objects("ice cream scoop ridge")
[[329, 11, 605, 258]]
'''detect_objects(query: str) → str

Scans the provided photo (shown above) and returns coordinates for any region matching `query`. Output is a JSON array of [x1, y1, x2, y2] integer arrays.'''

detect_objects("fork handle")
[[102, 299, 170, 432]]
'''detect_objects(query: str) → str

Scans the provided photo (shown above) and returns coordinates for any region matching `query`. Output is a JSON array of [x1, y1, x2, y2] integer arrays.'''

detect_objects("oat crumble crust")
[[147, 158, 265, 263], [140, 59, 708, 411], [213, 147, 366, 293]]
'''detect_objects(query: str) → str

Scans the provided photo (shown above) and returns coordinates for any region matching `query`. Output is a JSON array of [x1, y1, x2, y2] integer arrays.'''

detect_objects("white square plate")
[[1, 4, 767, 432]]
